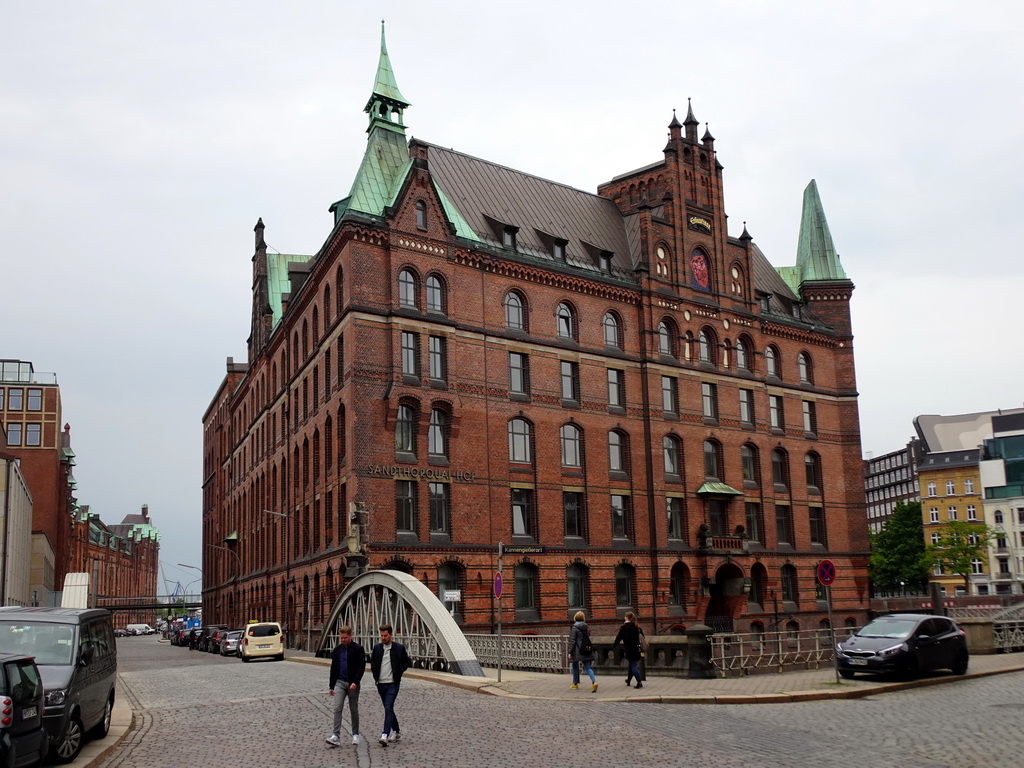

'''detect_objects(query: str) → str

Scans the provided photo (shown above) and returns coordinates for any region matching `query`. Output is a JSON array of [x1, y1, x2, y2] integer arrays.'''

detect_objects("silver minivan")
[[0, 607, 117, 764]]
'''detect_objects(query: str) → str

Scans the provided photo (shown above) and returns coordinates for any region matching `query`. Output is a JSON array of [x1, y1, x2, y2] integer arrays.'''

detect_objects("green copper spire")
[[364, 20, 410, 131], [795, 179, 847, 281]]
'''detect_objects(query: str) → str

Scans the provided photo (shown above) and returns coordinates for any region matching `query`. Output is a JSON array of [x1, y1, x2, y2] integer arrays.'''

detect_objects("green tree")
[[927, 519, 996, 593], [869, 501, 930, 593]]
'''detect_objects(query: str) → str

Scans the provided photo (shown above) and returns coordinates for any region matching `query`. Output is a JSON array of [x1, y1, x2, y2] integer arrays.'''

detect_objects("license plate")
[[22, 706, 37, 719], [850, 658, 868, 666], [258, 644, 271, 649]]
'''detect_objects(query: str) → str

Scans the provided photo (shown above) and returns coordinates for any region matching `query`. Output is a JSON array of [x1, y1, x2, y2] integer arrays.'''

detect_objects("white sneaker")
[[378, 734, 389, 747], [351, 735, 360, 746], [388, 731, 400, 742], [325, 735, 341, 746]]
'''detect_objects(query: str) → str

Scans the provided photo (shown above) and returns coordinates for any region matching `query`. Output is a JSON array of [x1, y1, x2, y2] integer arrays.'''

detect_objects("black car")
[[0, 652, 49, 768], [836, 613, 969, 679]]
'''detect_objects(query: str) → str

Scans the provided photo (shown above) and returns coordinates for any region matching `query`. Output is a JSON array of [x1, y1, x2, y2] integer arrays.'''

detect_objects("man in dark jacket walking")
[[370, 623, 411, 747], [326, 626, 366, 746]]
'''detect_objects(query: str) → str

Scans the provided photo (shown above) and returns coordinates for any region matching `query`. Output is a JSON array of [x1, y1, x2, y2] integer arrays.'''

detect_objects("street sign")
[[443, 590, 462, 603], [816, 559, 837, 586], [493, 573, 503, 599], [501, 545, 545, 555]]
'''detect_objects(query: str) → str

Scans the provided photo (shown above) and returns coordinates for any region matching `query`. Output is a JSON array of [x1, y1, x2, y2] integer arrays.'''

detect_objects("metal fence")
[[465, 633, 568, 673], [710, 626, 856, 675], [994, 621, 1024, 651]]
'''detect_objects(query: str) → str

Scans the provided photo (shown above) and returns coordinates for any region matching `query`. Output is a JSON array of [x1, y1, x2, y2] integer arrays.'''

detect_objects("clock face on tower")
[[690, 251, 711, 292]]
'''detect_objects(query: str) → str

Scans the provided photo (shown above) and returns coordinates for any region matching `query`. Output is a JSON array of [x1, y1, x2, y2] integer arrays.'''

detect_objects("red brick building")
[[203, 30, 870, 644]]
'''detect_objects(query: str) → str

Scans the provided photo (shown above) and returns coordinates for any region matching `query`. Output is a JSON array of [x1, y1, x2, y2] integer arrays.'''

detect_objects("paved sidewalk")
[[287, 648, 1024, 704]]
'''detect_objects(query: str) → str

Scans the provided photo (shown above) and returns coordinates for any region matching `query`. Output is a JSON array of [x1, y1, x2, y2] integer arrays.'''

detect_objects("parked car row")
[[114, 624, 156, 638], [168, 622, 284, 661]]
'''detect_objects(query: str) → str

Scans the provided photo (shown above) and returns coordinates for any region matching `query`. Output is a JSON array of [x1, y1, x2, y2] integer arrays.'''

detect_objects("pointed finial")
[[702, 122, 715, 142], [684, 97, 698, 125], [669, 108, 682, 129], [740, 221, 752, 241]]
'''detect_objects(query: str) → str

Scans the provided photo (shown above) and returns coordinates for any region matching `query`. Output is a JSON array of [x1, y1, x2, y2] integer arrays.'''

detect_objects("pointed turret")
[[684, 98, 699, 142], [364, 20, 410, 133], [795, 179, 847, 282]]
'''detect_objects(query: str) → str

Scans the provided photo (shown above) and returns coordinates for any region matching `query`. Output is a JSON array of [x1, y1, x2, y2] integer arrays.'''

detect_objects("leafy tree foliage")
[[869, 501, 930, 593], [927, 519, 996, 592]]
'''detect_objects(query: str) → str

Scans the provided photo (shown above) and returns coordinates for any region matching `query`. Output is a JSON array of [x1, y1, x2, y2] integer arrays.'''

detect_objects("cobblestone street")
[[99, 637, 1024, 768]]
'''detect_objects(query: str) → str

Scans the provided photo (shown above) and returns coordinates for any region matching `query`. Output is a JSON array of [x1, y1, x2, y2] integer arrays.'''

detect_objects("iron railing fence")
[[710, 626, 859, 676], [465, 633, 568, 673], [994, 620, 1024, 651]]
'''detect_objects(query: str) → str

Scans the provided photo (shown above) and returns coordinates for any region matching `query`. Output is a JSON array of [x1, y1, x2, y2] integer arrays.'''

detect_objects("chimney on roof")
[[141, 504, 149, 521]]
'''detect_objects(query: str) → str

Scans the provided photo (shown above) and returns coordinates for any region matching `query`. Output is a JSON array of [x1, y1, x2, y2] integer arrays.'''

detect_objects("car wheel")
[[900, 656, 920, 681], [839, 669, 855, 679], [89, 695, 113, 739], [276, 653, 285, 661], [952, 650, 969, 675], [52, 714, 84, 764], [242, 654, 251, 662]]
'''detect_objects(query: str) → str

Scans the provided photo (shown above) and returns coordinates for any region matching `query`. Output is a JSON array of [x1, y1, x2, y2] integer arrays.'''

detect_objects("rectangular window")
[[775, 504, 792, 545], [802, 400, 817, 433], [769, 395, 783, 430], [6, 423, 22, 446], [511, 488, 533, 536], [560, 361, 579, 402], [428, 336, 447, 381], [744, 502, 761, 542], [0, 390, 4, 409], [947, 506, 957, 521], [563, 491, 584, 539], [927, 482, 937, 497], [667, 496, 684, 540], [611, 494, 630, 539], [967, 504, 978, 521], [396, 480, 417, 533], [739, 389, 755, 425], [401, 332, 418, 376], [661, 376, 677, 414], [965, 479, 975, 494], [946, 480, 956, 495], [971, 559, 984, 575], [428, 482, 450, 534], [509, 352, 529, 395], [809, 506, 826, 545], [607, 368, 624, 407], [26, 389, 42, 411], [929, 507, 939, 522], [25, 423, 41, 446], [8, 388, 23, 410], [701, 382, 718, 421]]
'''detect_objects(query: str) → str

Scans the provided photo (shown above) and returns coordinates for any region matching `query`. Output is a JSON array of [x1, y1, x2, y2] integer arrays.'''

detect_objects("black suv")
[[836, 613, 969, 679], [0, 652, 49, 768]]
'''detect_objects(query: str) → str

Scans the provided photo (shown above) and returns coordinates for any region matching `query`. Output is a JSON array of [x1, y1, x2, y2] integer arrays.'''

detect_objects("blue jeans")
[[571, 660, 595, 685], [627, 658, 641, 683], [376, 682, 401, 736]]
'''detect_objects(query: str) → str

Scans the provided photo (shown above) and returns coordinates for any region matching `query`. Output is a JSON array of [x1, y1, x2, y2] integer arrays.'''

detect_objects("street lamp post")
[[262, 510, 312, 652], [208, 544, 244, 627]]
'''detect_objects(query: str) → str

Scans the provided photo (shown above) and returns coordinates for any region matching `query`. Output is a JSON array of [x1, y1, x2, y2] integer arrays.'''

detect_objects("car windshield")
[[248, 625, 280, 638], [0, 621, 76, 665], [856, 617, 918, 640]]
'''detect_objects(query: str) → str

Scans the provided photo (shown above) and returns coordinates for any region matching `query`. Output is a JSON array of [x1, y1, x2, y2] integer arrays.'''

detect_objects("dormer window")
[[760, 294, 771, 313], [503, 226, 518, 250], [791, 303, 802, 320], [415, 200, 427, 230], [600, 252, 613, 272], [553, 239, 568, 262]]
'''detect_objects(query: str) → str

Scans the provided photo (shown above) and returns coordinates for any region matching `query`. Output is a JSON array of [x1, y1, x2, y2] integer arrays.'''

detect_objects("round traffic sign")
[[816, 559, 837, 586], [493, 572, 503, 599]]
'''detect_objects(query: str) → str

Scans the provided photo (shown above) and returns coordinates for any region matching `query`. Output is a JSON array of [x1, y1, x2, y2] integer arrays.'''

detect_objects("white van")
[[240, 622, 284, 661], [125, 624, 154, 635]]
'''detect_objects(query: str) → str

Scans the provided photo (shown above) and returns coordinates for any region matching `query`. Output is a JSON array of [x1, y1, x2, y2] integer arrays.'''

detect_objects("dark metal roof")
[[424, 143, 637, 273], [919, 448, 980, 470]]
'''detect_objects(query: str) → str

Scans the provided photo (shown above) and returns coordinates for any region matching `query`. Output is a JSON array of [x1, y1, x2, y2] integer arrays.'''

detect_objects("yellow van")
[[240, 622, 284, 662]]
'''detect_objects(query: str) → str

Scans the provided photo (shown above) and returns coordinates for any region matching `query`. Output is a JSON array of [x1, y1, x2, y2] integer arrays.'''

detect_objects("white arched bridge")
[[316, 569, 483, 676]]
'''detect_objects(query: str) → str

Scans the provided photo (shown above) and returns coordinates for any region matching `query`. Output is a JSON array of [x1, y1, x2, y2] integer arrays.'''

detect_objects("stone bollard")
[[685, 623, 719, 679]]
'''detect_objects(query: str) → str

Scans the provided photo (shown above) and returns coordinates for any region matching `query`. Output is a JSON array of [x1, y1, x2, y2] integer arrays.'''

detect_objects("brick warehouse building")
[[203, 30, 870, 645]]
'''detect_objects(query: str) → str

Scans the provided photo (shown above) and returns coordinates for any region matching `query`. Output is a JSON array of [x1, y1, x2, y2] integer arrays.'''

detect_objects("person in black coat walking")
[[613, 611, 646, 688], [370, 624, 411, 747], [567, 611, 598, 692], [326, 625, 366, 746]]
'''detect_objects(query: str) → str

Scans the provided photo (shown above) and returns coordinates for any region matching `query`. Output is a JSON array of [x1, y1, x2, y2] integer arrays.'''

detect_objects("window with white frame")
[[947, 506, 957, 521], [964, 478, 974, 494], [946, 480, 956, 495], [929, 507, 939, 523], [927, 482, 937, 497], [967, 504, 977, 521]]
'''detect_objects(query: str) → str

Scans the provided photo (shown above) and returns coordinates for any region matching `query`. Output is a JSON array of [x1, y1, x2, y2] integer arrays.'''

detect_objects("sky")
[[3, 1, 1023, 589]]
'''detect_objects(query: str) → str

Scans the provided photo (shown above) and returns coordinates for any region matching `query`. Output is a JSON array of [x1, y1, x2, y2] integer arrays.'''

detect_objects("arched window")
[[772, 448, 789, 488], [797, 352, 813, 384], [805, 452, 822, 491], [603, 312, 622, 348], [504, 291, 526, 330], [703, 440, 722, 479], [428, 408, 448, 458], [614, 563, 635, 608], [608, 430, 627, 473], [749, 563, 768, 606], [567, 564, 587, 610], [698, 328, 716, 364], [556, 302, 576, 340], [735, 336, 751, 371], [415, 200, 427, 230], [508, 418, 532, 463], [335, 265, 345, 314], [658, 320, 674, 356], [312, 305, 320, 344], [663, 435, 680, 476], [426, 275, 446, 314], [323, 284, 332, 325], [690, 249, 711, 292], [781, 565, 799, 603], [398, 269, 418, 308], [729, 263, 744, 296], [765, 345, 780, 378], [395, 404, 416, 454], [668, 562, 689, 607], [741, 444, 759, 484], [514, 563, 539, 611], [560, 423, 582, 468]]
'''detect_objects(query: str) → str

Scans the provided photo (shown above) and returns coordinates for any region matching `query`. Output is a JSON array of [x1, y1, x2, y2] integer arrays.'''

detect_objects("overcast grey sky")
[[3, 1, 1022, 588]]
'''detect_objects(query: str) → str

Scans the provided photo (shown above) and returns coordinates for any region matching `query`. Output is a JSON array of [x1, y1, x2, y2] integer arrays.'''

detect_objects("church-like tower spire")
[[795, 179, 847, 281], [365, 20, 410, 134]]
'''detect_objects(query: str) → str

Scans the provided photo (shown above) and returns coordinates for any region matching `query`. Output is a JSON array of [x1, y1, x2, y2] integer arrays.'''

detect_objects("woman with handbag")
[[613, 611, 646, 689], [567, 611, 598, 692]]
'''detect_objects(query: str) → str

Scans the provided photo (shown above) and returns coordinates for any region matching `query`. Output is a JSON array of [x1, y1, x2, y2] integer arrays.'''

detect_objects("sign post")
[[495, 542, 504, 683], [816, 559, 839, 684]]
